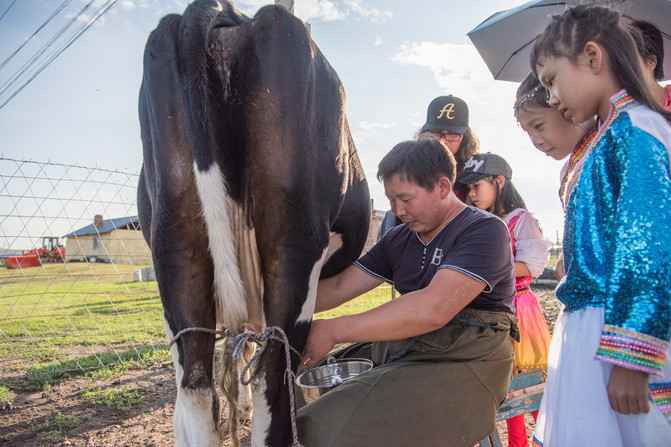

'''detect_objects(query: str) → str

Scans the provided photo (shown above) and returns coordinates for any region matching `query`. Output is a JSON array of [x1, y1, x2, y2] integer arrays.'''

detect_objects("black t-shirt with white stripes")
[[355, 206, 515, 313]]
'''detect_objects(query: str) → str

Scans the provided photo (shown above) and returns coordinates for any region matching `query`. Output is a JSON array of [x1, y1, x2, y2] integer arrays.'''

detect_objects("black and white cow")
[[137, 0, 370, 445]]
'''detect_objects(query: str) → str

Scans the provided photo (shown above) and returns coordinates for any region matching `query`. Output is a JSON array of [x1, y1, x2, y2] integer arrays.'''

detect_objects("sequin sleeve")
[[592, 116, 671, 375]]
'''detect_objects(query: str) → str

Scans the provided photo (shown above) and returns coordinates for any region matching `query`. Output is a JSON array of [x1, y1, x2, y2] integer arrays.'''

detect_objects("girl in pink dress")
[[457, 152, 552, 447]]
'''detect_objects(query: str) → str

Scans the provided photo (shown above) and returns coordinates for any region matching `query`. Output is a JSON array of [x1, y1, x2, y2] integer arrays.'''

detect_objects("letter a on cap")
[[436, 103, 456, 120]]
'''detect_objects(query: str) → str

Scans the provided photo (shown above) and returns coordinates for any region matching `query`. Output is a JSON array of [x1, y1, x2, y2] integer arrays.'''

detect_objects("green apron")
[[296, 308, 518, 447]]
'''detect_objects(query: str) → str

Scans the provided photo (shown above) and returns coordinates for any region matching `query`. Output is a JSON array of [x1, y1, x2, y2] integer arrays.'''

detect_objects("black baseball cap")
[[456, 153, 513, 185], [421, 95, 469, 134]]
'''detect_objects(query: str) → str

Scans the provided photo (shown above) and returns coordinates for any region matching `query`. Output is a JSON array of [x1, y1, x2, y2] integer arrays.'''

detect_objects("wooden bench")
[[479, 369, 546, 447]]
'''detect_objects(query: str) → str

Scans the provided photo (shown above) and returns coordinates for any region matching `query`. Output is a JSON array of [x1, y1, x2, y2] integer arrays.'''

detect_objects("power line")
[[0, 0, 73, 72], [0, 0, 97, 99], [0, 0, 18, 23], [0, 0, 119, 111]]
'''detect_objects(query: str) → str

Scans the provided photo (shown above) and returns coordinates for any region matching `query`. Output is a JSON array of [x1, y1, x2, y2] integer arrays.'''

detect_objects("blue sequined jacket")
[[557, 91, 671, 375]]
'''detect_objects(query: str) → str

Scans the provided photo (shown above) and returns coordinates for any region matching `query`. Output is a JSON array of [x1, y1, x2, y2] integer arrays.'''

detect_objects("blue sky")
[[0, 0, 566, 243]]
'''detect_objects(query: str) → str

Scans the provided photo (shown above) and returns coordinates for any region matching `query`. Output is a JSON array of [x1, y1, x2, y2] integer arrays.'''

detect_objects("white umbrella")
[[467, 0, 671, 82]]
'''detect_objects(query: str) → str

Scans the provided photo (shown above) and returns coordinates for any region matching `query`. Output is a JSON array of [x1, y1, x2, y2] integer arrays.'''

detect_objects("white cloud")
[[295, 0, 345, 22], [234, 1, 393, 23], [69, 11, 107, 26], [237, 0, 272, 12], [391, 42, 494, 101], [120, 1, 136, 10], [344, 0, 392, 23], [236, 0, 345, 22], [374, 35, 382, 46], [359, 121, 395, 130]]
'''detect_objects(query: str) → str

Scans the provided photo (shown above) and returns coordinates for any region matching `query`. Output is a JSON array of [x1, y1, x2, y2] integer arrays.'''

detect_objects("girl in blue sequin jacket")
[[528, 5, 671, 447]]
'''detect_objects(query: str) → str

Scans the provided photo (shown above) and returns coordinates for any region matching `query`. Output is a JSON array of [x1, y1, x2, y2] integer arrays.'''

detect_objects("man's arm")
[[301, 267, 485, 367], [315, 264, 383, 313]]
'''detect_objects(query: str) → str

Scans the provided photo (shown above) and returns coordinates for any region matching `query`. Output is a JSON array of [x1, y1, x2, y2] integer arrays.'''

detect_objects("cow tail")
[[219, 340, 254, 447], [178, 4, 250, 445], [220, 350, 241, 447], [178, 2, 249, 332]]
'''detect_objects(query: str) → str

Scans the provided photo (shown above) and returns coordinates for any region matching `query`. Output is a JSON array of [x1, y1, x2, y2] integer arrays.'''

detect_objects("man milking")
[[297, 137, 518, 446]]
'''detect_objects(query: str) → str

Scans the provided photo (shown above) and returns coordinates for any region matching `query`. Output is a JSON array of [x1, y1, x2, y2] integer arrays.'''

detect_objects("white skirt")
[[532, 307, 671, 447]]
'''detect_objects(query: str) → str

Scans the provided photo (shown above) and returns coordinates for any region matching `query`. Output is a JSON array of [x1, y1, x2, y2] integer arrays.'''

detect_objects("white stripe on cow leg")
[[165, 319, 219, 446], [164, 319, 183, 386], [325, 231, 344, 264], [174, 387, 219, 447], [296, 232, 343, 324], [250, 375, 272, 447], [192, 161, 247, 332]]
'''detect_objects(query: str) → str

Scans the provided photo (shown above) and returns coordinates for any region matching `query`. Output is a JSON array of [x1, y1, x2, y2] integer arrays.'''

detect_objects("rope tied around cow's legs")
[[168, 325, 304, 447], [226, 326, 303, 447]]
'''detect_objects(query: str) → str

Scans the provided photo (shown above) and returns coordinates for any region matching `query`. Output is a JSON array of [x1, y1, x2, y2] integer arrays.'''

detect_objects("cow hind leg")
[[164, 319, 220, 447]]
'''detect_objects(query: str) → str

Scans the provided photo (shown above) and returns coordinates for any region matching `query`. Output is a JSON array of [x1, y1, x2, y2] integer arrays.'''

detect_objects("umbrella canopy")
[[468, 0, 671, 82]]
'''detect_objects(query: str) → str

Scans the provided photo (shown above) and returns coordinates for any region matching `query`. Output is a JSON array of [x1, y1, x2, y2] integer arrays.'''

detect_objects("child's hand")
[[554, 252, 565, 280], [607, 365, 650, 414]]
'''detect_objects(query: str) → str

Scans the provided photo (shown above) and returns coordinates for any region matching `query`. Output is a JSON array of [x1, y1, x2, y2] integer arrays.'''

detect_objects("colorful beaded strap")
[[559, 127, 596, 209], [560, 90, 638, 209]]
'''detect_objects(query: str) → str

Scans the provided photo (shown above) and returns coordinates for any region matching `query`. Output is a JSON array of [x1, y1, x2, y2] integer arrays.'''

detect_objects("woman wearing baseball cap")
[[417, 95, 480, 202]]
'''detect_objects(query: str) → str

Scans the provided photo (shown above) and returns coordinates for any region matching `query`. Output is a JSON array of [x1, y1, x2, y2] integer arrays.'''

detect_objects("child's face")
[[517, 105, 588, 161], [536, 54, 600, 124], [467, 178, 499, 212]]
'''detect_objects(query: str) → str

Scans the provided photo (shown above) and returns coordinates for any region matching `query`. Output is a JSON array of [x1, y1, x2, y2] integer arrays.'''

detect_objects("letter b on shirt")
[[430, 248, 443, 266]]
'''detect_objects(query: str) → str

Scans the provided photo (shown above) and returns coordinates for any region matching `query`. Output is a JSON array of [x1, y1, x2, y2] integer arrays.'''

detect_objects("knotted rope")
[[169, 325, 304, 447]]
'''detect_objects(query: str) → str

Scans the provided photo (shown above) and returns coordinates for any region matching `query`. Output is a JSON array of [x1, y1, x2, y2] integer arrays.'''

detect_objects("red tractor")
[[6, 237, 66, 269]]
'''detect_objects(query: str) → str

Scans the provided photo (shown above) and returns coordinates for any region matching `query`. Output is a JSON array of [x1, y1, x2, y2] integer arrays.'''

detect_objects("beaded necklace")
[[560, 90, 638, 209], [559, 127, 596, 209]]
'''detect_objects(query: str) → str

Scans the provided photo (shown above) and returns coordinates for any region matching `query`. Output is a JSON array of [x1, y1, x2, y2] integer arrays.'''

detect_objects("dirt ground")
[[0, 286, 559, 447]]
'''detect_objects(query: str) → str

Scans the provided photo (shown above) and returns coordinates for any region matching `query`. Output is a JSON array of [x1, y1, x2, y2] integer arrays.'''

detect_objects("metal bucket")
[[296, 357, 373, 404]]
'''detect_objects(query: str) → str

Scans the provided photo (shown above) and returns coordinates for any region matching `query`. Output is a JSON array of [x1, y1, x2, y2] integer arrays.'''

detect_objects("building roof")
[[64, 216, 140, 238]]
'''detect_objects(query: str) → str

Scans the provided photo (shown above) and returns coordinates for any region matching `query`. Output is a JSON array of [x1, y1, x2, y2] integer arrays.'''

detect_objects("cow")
[[136, 0, 370, 446]]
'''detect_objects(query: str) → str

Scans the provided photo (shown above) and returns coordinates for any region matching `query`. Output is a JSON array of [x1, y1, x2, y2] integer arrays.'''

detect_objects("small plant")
[[29, 412, 81, 442], [82, 385, 144, 411], [0, 385, 13, 406]]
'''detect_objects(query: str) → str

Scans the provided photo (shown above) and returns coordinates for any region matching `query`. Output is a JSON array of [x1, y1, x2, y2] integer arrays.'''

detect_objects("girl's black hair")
[[483, 176, 527, 217], [514, 72, 551, 119], [530, 5, 671, 121], [632, 20, 665, 81]]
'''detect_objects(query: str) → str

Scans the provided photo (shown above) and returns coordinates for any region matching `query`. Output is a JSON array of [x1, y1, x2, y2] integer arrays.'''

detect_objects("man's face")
[[384, 174, 444, 239]]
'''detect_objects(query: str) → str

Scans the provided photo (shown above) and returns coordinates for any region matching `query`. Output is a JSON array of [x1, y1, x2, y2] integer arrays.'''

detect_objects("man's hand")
[[607, 365, 650, 414], [300, 319, 337, 369]]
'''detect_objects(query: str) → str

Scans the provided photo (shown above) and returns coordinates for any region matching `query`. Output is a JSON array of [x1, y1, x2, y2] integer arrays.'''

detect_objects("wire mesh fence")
[[0, 157, 167, 382], [0, 157, 397, 385]]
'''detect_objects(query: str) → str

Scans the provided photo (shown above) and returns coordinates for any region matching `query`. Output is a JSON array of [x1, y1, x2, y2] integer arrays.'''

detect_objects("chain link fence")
[[0, 157, 167, 383]]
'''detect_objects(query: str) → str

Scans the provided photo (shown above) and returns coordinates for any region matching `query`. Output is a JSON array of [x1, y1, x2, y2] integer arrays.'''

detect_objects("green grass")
[[0, 385, 13, 404], [1, 345, 170, 392], [0, 261, 392, 390], [0, 263, 165, 368], [82, 385, 145, 410], [315, 285, 394, 319], [29, 412, 83, 442]]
